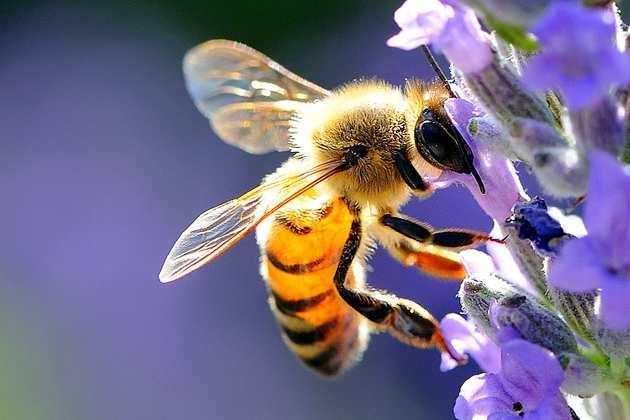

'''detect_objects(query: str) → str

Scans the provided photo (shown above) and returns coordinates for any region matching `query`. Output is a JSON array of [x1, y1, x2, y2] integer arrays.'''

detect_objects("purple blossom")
[[435, 98, 526, 221], [387, 0, 492, 73], [522, 2, 630, 110], [439, 313, 502, 373], [549, 151, 630, 330], [454, 339, 571, 420]]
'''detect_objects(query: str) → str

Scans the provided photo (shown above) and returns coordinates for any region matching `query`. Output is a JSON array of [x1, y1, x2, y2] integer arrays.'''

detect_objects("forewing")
[[183, 39, 330, 154], [159, 159, 342, 282]]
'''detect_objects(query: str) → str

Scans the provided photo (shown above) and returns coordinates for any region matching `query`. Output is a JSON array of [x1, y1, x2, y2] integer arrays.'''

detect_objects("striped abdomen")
[[257, 189, 369, 376]]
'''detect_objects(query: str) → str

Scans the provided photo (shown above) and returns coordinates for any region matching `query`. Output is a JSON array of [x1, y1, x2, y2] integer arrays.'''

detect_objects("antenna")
[[421, 45, 457, 98]]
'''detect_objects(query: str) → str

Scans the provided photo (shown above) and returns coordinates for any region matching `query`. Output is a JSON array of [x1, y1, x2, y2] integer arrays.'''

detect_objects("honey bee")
[[160, 40, 497, 377]]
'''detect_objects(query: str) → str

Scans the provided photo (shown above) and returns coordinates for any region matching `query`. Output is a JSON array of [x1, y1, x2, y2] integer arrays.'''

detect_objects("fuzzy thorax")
[[291, 80, 442, 211]]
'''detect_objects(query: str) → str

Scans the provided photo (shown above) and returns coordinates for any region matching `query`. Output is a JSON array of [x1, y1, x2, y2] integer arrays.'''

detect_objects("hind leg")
[[332, 215, 464, 363]]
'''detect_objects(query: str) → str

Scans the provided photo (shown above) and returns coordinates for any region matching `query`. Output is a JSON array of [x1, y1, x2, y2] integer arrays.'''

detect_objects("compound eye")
[[414, 119, 467, 173]]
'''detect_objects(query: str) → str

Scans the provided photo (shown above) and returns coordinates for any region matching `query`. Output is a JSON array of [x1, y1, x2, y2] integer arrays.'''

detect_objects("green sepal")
[[485, 13, 539, 53]]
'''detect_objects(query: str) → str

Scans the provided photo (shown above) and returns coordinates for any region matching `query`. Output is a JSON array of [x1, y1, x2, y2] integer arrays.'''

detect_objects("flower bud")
[[468, 116, 520, 160], [510, 118, 590, 197], [492, 295, 578, 356], [460, 0, 552, 27], [549, 287, 597, 344], [531, 147, 590, 197], [458, 274, 521, 338], [463, 58, 556, 130], [560, 353, 607, 397]]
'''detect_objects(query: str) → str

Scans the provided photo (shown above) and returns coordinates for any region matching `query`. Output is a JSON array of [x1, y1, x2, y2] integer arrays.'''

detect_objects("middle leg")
[[377, 213, 504, 280]]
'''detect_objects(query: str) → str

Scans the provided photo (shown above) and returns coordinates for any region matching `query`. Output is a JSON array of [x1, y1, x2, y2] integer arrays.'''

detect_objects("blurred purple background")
[[0, 1, 503, 418]]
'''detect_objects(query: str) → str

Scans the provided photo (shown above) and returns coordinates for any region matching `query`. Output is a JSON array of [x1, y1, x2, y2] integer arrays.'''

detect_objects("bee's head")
[[413, 105, 485, 194], [402, 79, 485, 194]]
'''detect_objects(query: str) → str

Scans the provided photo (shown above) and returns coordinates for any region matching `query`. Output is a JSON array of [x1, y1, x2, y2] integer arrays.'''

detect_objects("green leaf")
[[485, 14, 540, 53]]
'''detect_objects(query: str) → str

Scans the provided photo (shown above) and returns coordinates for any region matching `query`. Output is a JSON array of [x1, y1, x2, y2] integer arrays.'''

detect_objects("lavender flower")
[[436, 98, 525, 220], [454, 339, 571, 420], [440, 313, 501, 373], [522, 2, 630, 110], [387, 0, 492, 73], [549, 151, 630, 330], [386, 1, 630, 417]]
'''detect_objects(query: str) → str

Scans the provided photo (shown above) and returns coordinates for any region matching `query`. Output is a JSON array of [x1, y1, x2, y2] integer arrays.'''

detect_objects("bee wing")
[[184, 39, 330, 154], [159, 159, 342, 283]]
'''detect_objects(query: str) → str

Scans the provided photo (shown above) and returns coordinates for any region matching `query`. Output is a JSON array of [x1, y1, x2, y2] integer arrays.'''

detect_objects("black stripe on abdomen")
[[271, 289, 333, 315], [266, 252, 325, 274], [281, 317, 339, 345], [301, 325, 360, 377], [302, 343, 342, 373]]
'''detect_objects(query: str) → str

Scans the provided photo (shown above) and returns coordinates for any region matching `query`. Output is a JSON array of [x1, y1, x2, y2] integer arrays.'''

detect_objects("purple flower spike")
[[440, 314, 502, 373], [454, 339, 571, 420], [387, 0, 492, 73], [523, 2, 630, 110], [437, 98, 526, 221], [549, 151, 630, 330]]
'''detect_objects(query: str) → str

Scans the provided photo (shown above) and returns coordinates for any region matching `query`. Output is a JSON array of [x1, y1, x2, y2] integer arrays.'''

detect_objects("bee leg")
[[380, 213, 505, 251], [388, 240, 468, 280], [334, 217, 464, 362], [379, 213, 505, 279], [393, 151, 433, 197]]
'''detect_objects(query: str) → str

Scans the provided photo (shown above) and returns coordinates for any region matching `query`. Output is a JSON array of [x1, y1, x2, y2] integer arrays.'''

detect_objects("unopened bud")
[[463, 58, 556, 130], [550, 287, 597, 344], [468, 116, 520, 160], [460, 0, 552, 27], [510, 118, 589, 197], [492, 294, 578, 355], [459, 274, 521, 338]]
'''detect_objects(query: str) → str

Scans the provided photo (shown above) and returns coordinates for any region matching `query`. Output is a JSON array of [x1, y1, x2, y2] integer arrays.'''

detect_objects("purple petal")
[[434, 8, 492, 73], [523, 3, 630, 110], [440, 313, 502, 373], [441, 98, 525, 220], [548, 238, 605, 292], [454, 374, 516, 420], [524, 395, 572, 420], [499, 339, 564, 412], [489, 301, 522, 344], [531, 2, 615, 46], [387, 0, 491, 73], [599, 275, 630, 330], [460, 249, 496, 276], [584, 150, 630, 270], [387, 0, 449, 50], [486, 222, 532, 293]]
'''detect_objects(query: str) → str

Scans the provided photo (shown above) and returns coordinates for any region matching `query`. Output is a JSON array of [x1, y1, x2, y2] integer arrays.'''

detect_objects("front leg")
[[333, 215, 463, 362]]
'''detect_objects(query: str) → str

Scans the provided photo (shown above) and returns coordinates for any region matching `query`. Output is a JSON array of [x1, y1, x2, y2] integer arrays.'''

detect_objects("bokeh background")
[[0, 1, 526, 419]]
